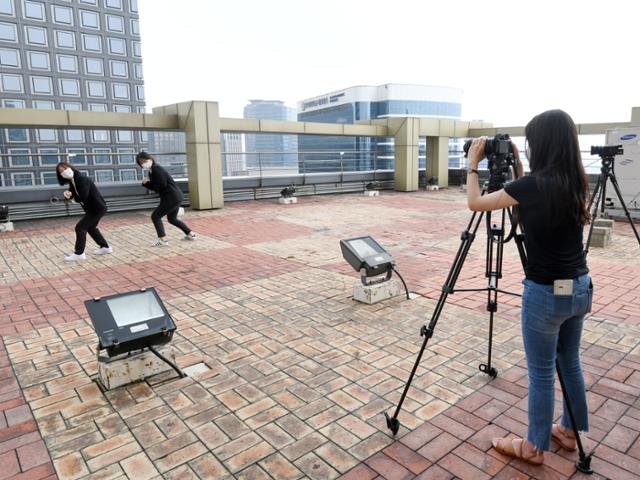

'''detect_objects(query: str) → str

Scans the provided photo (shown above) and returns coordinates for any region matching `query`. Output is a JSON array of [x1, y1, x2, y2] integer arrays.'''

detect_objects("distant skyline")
[[138, 0, 640, 126]]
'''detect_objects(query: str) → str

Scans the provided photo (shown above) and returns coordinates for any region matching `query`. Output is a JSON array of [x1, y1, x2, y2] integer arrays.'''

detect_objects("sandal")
[[551, 424, 577, 452], [492, 437, 544, 466]]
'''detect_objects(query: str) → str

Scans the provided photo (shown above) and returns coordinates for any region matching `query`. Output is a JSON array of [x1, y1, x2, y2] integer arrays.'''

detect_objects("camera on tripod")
[[590, 145, 623, 157], [463, 133, 516, 192]]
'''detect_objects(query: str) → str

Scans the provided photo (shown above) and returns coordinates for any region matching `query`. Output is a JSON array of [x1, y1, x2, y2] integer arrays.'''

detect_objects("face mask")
[[142, 160, 153, 169], [61, 168, 74, 180]]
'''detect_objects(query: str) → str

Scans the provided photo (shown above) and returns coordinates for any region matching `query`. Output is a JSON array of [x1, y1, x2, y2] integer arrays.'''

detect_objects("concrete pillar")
[[152, 101, 223, 210], [632, 107, 640, 124], [426, 136, 449, 188], [393, 118, 420, 191]]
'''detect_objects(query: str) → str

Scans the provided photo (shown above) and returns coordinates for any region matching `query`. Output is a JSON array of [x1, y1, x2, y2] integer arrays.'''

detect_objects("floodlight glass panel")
[[106, 290, 164, 327], [349, 239, 379, 259]]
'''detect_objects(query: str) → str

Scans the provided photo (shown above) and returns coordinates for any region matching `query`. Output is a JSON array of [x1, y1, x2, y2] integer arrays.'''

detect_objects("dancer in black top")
[[56, 162, 112, 262], [136, 152, 196, 246]]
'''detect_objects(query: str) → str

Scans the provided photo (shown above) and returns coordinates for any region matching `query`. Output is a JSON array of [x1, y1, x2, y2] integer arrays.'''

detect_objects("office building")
[[297, 84, 463, 172], [0, 0, 146, 187]]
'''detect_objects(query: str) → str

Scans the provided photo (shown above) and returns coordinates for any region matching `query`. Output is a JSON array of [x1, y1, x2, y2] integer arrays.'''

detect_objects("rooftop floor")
[[0, 189, 639, 480]]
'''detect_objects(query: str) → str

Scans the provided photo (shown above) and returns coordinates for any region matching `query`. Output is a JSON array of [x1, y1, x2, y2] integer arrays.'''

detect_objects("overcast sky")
[[138, 0, 640, 126]]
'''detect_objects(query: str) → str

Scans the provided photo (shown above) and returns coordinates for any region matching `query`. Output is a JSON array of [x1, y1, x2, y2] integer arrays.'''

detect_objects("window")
[[0, 48, 19, 67], [135, 85, 144, 101], [84, 57, 103, 75], [61, 102, 81, 110], [117, 130, 133, 142], [52, 5, 72, 24], [93, 148, 111, 164], [139, 130, 148, 142], [95, 170, 113, 183], [39, 148, 59, 166], [59, 78, 79, 96], [0, 22, 17, 41], [0, 174, 3, 187], [106, 14, 124, 32], [65, 129, 84, 142], [55, 30, 75, 49], [8, 148, 30, 166], [79, 0, 96, 4], [132, 41, 141, 57], [114, 104, 131, 112], [82, 33, 101, 52], [23, 1, 45, 21], [92, 130, 109, 142], [133, 63, 143, 80], [67, 148, 86, 164], [109, 60, 127, 77], [2, 99, 24, 108], [28, 51, 49, 70], [11, 173, 34, 187], [108, 37, 125, 55], [105, 0, 122, 9], [86, 80, 105, 97], [80, 9, 99, 28], [118, 148, 135, 164], [112, 83, 129, 99], [120, 169, 137, 181], [32, 100, 53, 109], [36, 129, 56, 142], [0, 0, 14, 16], [57, 54, 77, 73], [130, 19, 139, 35], [25, 25, 47, 45], [1, 73, 23, 92], [41, 171, 58, 185], [6, 128, 28, 142], [88, 103, 106, 112], [129, 0, 137, 13], [31, 75, 52, 95]]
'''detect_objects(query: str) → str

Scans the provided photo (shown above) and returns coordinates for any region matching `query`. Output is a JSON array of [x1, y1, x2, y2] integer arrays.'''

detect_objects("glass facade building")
[[297, 84, 463, 173], [0, 0, 146, 187]]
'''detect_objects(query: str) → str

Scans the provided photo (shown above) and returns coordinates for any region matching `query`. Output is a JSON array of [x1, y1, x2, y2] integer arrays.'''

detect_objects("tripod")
[[384, 190, 596, 474], [585, 152, 640, 252]]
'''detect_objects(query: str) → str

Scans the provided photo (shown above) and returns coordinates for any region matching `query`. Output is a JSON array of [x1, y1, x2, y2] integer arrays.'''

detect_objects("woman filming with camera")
[[466, 109, 591, 466]]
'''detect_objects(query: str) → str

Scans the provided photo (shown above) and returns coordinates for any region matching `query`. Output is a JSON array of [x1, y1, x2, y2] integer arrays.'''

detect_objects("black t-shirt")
[[504, 175, 588, 284]]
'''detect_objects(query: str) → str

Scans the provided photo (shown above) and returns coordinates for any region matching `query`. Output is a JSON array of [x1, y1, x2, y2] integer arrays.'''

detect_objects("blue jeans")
[[521, 274, 592, 451]]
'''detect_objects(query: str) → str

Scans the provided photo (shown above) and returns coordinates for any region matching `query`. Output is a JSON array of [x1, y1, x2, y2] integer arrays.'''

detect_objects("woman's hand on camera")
[[63, 191, 73, 200], [468, 137, 486, 169]]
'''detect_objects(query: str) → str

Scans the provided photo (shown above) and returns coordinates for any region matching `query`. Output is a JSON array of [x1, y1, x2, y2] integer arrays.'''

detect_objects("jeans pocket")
[[545, 291, 575, 319]]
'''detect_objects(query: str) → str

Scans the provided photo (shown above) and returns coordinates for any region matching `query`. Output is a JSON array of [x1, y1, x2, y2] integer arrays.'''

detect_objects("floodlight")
[[340, 236, 409, 298], [85, 288, 185, 377]]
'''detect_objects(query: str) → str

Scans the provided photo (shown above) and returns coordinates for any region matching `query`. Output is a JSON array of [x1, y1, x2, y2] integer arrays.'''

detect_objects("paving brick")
[[315, 442, 359, 473], [155, 441, 208, 473], [366, 452, 413, 480], [383, 441, 431, 474], [417, 432, 461, 463], [224, 441, 275, 473], [0, 451, 20, 480], [16, 439, 49, 471], [53, 452, 89, 480], [120, 452, 159, 480], [294, 452, 340, 480]]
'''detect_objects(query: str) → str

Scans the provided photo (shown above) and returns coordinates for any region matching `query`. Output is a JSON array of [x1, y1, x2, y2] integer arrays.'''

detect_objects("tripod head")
[[591, 145, 623, 173]]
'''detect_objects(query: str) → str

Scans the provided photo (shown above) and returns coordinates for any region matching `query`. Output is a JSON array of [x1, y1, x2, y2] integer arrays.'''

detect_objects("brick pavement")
[[0, 189, 639, 479]]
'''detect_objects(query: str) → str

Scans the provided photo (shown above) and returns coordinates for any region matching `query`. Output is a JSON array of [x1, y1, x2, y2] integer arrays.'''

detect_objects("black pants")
[[75, 210, 108, 254], [151, 195, 190, 238]]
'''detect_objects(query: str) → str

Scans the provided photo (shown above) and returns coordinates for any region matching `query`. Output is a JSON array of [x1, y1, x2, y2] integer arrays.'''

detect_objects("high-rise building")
[[243, 100, 298, 174], [297, 84, 463, 172], [0, 0, 146, 187]]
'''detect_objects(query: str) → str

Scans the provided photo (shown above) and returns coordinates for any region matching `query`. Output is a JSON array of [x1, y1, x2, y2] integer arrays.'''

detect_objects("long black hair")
[[55, 162, 81, 186], [525, 109, 590, 226], [136, 151, 153, 167]]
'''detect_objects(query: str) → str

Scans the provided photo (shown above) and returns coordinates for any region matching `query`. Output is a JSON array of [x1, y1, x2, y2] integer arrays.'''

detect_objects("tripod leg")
[[607, 172, 640, 247], [555, 344, 594, 474], [385, 211, 485, 435], [585, 175, 604, 253]]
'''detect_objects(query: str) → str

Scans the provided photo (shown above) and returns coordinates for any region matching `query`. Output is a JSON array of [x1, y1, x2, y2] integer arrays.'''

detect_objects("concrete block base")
[[353, 279, 401, 305], [97, 345, 177, 390], [364, 190, 379, 197], [594, 218, 614, 230], [278, 197, 298, 204], [0, 222, 14, 232], [426, 185, 440, 191], [590, 226, 612, 248]]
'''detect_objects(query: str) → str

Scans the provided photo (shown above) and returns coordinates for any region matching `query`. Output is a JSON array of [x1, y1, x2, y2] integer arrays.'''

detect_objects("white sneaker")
[[64, 253, 86, 262], [93, 246, 113, 255], [183, 232, 196, 241], [153, 239, 169, 247]]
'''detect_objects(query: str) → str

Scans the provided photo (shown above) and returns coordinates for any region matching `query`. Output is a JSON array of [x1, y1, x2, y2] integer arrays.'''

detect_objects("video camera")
[[463, 133, 516, 192], [591, 145, 623, 157]]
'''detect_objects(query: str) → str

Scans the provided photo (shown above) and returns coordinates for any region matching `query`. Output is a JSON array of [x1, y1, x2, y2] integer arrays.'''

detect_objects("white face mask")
[[61, 168, 74, 180], [142, 160, 153, 169]]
